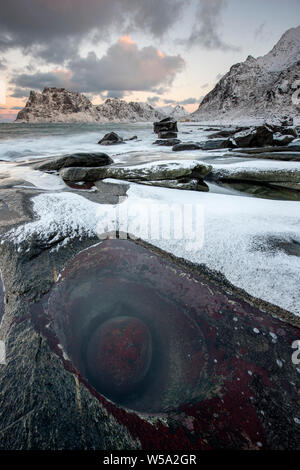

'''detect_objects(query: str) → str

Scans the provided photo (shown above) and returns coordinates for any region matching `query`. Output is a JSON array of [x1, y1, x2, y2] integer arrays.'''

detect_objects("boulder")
[[60, 161, 212, 183], [153, 139, 181, 146], [98, 132, 124, 145], [273, 133, 295, 146], [172, 142, 201, 151], [141, 179, 209, 191], [157, 131, 178, 139], [207, 127, 245, 138], [210, 166, 300, 183], [153, 117, 178, 135], [281, 116, 294, 127], [34, 153, 113, 171], [124, 135, 138, 141], [201, 139, 234, 150], [233, 125, 274, 148], [268, 125, 298, 138]]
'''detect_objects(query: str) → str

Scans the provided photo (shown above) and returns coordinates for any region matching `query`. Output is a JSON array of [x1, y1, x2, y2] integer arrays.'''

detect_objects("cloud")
[[186, 0, 240, 51], [147, 96, 160, 104], [12, 37, 185, 95], [10, 87, 32, 98], [177, 97, 198, 105], [106, 90, 126, 99], [13, 70, 73, 91], [0, 58, 6, 70], [163, 97, 199, 105], [201, 83, 209, 89], [0, 0, 185, 61]]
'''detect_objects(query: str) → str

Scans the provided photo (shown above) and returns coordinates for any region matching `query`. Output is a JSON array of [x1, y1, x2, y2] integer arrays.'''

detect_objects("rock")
[[157, 131, 178, 139], [153, 117, 178, 135], [201, 138, 234, 150], [267, 125, 298, 138], [269, 182, 300, 191], [273, 133, 295, 146], [86, 316, 152, 396], [233, 125, 274, 148], [210, 165, 300, 183], [33, 153, 113, 171], [141, 179, 209, 191], [231, 146, 300, 154], [172, 142, 201, 151], [60, 161, 212, 183], [98, 132, 124, 145], [281, 116, 294, 127], [15, 88, 165, 123], [229, 152, 300, 162], [153, 139, 181, 146], [208, 127, 245, 138], [124, 135, 138, 141]]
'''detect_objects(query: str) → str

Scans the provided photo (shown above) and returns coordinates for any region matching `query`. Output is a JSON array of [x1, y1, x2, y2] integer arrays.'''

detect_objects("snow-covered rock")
[[192, 26, 300, 125], [15, 88, 165, 123]]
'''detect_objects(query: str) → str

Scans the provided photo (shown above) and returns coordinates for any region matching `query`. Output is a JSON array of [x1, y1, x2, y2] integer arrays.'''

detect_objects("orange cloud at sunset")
[[119, 35, 136, 46]]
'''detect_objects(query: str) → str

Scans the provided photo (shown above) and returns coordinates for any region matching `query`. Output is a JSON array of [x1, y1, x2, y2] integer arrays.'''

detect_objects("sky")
[[0, 0, 299, 121]]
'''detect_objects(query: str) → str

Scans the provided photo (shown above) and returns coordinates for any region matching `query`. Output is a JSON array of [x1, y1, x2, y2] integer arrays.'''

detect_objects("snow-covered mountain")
[[157, 105, 189, 120], [15, 88, 165, 123], [192, 26, 300, 124]]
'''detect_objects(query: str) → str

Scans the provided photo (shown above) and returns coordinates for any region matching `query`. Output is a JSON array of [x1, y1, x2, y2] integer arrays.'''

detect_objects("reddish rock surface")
[[86, 316, 152, 396]]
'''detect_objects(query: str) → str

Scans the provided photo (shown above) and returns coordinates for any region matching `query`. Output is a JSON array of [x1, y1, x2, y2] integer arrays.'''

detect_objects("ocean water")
[[0, 122, 232, 166]]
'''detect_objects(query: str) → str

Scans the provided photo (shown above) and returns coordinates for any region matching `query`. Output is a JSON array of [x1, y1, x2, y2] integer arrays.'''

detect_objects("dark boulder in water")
[[201, 138, 234, 150], [233, 125, 275, 148], [34, 153, 113, 171], [98, 132, 124, 145], [153, 138, 181, 146], [172, 142, 201, 151], [153, 117, 178, 135], [157, 131, 178, 139]]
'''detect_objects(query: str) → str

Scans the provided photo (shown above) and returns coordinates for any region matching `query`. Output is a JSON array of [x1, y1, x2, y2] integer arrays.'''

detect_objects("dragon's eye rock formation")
[[15, 88, 166, 123], [192, 26, 300, 124]]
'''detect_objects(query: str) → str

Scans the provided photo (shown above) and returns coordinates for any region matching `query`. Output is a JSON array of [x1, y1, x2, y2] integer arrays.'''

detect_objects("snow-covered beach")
[[1, 121, 300, 318]]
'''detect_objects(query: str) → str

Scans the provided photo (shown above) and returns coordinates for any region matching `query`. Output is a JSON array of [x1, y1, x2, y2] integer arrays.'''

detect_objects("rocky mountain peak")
[[15, 88, 165, 123], [192, 26, 300, 124]]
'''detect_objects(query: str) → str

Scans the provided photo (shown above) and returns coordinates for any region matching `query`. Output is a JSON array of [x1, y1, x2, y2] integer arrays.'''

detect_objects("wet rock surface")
[[4, 238, 297, 450], [172, 142, 202, 151], [98, 132, 124, 145], [153, 117, 178, 135], [86, 316, 152, 397], [153, 138, 181, 146], [33, 153, 113, 171], [60, 161, 212, 186]]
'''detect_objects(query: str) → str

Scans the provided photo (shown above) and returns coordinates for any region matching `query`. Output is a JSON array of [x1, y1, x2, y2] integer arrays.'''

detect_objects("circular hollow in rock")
[[86, 316, 152, 396]]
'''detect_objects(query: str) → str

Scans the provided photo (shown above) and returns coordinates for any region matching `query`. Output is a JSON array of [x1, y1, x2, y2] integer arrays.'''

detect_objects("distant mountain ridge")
[[15, 88, 166, 123], [157, 104, 189, 120], [192, 26, 300, 124]]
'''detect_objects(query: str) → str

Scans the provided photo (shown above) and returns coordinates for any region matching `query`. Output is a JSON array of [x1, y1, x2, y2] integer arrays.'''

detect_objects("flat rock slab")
[[211, 165, 300, 183], [60, 160, 212, 183]]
